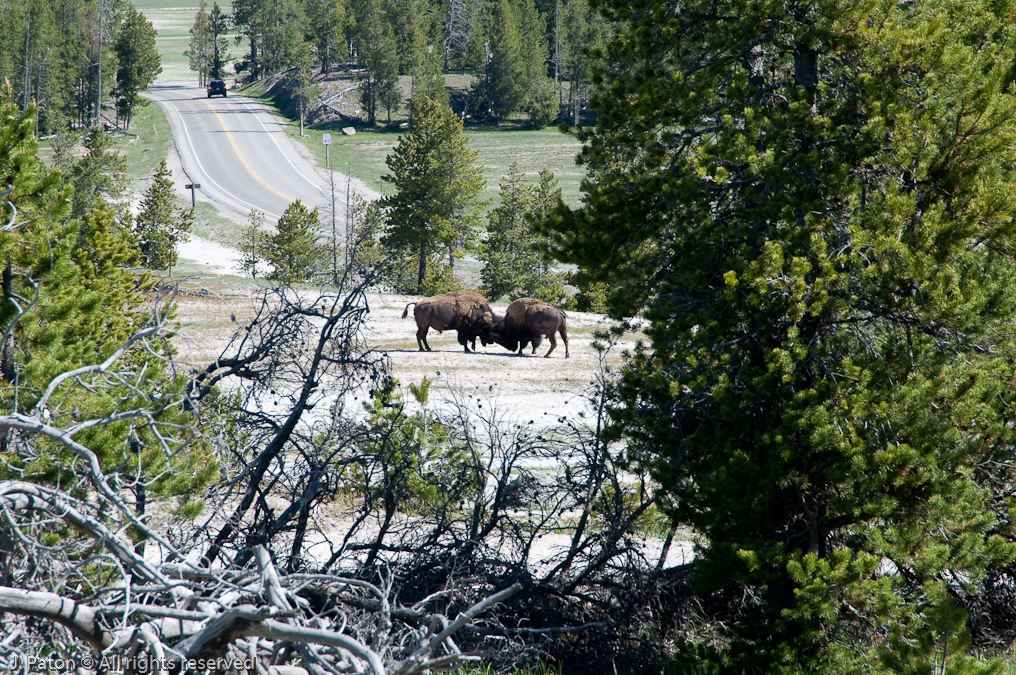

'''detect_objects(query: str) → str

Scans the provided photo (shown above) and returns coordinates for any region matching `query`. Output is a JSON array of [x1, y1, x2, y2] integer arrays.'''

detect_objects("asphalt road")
[[147, 83, 349, 225]]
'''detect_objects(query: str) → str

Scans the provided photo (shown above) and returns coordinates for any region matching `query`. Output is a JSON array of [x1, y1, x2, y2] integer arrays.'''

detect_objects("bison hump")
[[453, 291, 489, 315], [505, 298, 551, 325]]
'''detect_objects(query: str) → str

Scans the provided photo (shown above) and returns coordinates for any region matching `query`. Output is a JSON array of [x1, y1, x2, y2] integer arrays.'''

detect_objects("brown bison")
[[483, 298, 569, 358], [402, 291, 494, 353]]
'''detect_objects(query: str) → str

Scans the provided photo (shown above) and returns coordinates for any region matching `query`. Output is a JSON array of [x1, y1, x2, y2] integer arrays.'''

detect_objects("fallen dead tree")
[[0, 530, 519, 675]]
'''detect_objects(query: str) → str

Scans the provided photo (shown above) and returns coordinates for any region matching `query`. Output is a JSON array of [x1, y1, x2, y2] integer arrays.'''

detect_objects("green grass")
[[37, 93, 173, 193], [466, 128, 586, 207], [122, 99, 176, 183], [256, 102, 587, 209], [302, 127, 398, 196]]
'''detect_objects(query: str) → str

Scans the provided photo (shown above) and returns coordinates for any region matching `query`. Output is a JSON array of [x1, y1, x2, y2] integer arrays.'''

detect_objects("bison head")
[[480, 314, 502, 347], [483, 317, 542, 354]]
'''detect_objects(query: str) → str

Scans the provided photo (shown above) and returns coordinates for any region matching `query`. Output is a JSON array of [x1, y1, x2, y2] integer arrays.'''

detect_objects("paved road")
[[147, 83, 349, 225]]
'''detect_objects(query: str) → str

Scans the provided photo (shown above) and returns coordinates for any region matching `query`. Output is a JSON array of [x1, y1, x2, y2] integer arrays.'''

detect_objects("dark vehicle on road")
[[207, 80, 227, 98]]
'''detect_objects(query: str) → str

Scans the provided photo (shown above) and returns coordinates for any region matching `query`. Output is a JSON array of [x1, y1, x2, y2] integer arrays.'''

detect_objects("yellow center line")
[[202, 100, 294, 203]]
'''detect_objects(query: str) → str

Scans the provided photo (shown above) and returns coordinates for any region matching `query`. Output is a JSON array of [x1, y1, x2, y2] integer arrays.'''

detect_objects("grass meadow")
[[280, 122, 587, 208]]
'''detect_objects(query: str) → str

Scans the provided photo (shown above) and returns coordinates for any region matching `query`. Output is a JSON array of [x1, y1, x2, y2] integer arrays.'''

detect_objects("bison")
[[483, 298, 569, 358], [402, 291, 494, 353]]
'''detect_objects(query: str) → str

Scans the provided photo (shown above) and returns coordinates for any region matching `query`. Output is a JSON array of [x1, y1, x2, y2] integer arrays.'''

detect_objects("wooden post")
[[184, 183, 201, 209]]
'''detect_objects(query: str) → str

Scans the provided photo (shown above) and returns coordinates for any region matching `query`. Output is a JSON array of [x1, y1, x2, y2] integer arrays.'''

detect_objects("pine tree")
[[386, 0, 426, 75], [133, 160, 193, 273], [480, 0, 552, 123], [263, 200, 327, 283], [381, 97, 486, 293], [208, 2, 233, 79], [238, 209, 266, 279], [232, 0, 302, 81], [68, 126, 130, 219], [184, 0, 213, 86], [485, 0, 527, 120], [66, 203, 151, 364], [482, 163, 565, 301], [112, 3, 162, 130], [524, 76, 557, 128], [409, 21, 449, 112], [287, 39, 321, 137], [0, 86, 155, 431], [0, 87, 215, 518], [0, 0, 183, 132], [530, 167, 566, 297], [306, 0, 345, 75], [346, 194, 385, 281], [2, 0, 58, 131], [482, 162, 538, 299], [516, 0, 555, 126], [356, 0, 400, 126], [559, 0, 605, 126], [0, 83, 74, 394], [545, 0, 1016, 670]]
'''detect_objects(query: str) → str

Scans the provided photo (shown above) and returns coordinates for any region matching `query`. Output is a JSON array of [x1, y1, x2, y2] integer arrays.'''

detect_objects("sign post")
[[184, 183, 201, 210]]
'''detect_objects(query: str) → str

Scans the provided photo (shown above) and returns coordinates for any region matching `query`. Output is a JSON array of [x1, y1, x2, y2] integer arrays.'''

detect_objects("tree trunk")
[[417, 240, 427, 290], [2, 262, 15, 385], [744, 43, 765, 91], [794, 42, 818, 111], [555, 1, 562, 117], [23, 8, 30, 112], [96, 0, 103, 127], [573, 78, 580, 126]]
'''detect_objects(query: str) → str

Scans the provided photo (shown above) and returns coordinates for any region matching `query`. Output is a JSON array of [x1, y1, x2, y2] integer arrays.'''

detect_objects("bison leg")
[[417, 327, 432, 352], [560, 324, 570, 358], [530, 334, 543, 354], [544, 333, 557, 358], [457, 328, 473, 353]]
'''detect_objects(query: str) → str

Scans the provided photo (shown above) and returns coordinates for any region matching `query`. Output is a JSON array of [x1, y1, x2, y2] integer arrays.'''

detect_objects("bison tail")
[[401, 302, 416, 319]]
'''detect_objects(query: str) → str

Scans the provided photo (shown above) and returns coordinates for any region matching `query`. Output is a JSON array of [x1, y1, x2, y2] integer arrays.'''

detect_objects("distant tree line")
[[184, 0, 609, 127], [0, 0, 161, 132]]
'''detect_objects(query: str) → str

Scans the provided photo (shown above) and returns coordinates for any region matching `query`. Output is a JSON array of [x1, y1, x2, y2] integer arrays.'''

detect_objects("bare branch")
[[0, 587, 111, 650], [394, 583, 522, 675]]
